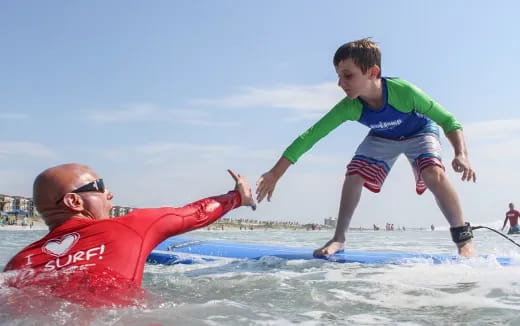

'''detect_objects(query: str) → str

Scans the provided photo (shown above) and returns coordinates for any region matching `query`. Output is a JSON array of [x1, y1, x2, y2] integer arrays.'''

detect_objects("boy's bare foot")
[[457, 241, 476, 257], [313, 240, 345, 257]]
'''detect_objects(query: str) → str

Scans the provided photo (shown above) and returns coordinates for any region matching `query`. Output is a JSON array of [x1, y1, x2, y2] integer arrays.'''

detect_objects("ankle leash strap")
[[450, 222, 474, 244]]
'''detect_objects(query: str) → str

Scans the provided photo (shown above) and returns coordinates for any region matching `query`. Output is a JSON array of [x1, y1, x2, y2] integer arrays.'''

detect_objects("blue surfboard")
[[147, 236, 514, 266]]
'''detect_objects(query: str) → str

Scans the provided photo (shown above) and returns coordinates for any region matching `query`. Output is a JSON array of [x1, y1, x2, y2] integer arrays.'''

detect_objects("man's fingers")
[[227, 169, 239, 181]]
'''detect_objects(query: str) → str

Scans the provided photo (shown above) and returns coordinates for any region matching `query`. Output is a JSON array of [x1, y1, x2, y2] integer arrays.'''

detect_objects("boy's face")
[[335, 58, 376, 99]]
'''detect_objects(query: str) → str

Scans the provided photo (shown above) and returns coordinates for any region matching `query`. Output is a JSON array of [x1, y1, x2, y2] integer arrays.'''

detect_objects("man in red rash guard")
[[502, 202, 520, 234], [2, 163, 256, 307]]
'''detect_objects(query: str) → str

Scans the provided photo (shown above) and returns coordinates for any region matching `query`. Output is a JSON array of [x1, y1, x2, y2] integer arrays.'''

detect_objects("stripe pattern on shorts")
[[347, 155, 390, 193], [413, 155, 444, 195]]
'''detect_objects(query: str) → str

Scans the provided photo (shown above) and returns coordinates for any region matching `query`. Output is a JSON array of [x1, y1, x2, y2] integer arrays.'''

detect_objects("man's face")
[[335, 58, 373, 99], [72, 171, 113, 219], [510, 203, 514, 210]]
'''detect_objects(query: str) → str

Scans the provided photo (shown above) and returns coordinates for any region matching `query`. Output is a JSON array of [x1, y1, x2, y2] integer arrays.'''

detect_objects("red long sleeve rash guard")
[[2, 191, 241, 307]]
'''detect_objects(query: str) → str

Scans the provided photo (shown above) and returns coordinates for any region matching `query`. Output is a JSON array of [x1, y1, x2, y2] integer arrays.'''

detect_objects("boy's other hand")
[[452, 154, 476, 182], [228, 169, 256, 211], [256, 171, 278, 203]]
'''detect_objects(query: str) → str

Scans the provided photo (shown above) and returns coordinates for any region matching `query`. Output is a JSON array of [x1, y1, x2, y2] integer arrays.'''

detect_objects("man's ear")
[[62, 193, 84, 212], [369, 65, 381, 79]]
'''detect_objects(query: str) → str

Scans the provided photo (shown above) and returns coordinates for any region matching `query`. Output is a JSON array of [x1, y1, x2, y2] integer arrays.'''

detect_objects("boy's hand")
[[256, 171, 278, 203], [452, 154, 476, 182], [228, 169, 256, 211]]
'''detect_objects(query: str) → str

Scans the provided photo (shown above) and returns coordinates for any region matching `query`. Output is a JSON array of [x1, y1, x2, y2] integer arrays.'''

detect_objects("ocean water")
[[1, 228, 520, 326]]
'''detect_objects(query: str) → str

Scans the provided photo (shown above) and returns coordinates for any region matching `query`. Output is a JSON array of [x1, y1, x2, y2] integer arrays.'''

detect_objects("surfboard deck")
[[147, 236, 514, 266]]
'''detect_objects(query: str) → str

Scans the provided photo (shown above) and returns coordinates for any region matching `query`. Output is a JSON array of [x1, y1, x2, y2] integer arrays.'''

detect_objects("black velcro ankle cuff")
[[450, 222, 473, 244]]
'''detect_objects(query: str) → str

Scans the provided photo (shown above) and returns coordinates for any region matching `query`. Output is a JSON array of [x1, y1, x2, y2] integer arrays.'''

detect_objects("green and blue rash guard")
[[283, 77, 462, 164]]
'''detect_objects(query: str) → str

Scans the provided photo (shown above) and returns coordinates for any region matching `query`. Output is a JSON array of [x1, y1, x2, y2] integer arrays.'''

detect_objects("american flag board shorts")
[[346, 133, 444, 195]]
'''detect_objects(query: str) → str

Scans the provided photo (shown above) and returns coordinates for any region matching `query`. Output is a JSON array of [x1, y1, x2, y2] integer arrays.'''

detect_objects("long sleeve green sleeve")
[[282, 98, 362, 163]]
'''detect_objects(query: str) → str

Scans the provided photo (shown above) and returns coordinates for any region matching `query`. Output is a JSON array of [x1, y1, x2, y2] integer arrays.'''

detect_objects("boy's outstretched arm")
[[256, 157, 292, 203], [446, 129, 476, 182]]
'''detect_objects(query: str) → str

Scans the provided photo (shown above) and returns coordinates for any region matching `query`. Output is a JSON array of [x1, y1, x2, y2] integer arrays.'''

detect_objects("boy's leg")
[[421, 165, 476, 257], [313, 174, 365, 257], [405, 134, 476, 257], [421, 166, 463, 227], [314, 135, 398, 257]]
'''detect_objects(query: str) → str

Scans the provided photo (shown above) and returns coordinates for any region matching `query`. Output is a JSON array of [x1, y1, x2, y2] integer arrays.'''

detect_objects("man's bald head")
[[34, 163, 101, 227]]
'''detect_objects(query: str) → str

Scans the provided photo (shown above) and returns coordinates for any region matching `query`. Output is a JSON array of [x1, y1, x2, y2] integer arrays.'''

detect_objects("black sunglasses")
[[56, 178, 106, 204]]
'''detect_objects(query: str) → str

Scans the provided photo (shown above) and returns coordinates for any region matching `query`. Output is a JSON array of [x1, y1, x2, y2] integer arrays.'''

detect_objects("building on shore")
[[324, 217, 337, 228], [110, 206, 134, 217], [1, 193, 139, 218], [0, 194, 37, 216]]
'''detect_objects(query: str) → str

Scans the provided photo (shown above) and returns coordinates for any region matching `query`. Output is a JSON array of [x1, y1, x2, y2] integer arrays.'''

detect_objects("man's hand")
[[256, 171, 279, 203], [228, 170, 256, 211], [452, 154, 476, 182]]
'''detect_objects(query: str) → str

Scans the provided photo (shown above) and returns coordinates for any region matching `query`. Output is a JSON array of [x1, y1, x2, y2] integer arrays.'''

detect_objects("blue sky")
[[1, 1, 520, 228]]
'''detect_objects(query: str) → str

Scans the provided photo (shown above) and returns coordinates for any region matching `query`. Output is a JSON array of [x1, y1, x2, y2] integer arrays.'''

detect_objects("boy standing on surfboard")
[[256, 38, 476, 257]]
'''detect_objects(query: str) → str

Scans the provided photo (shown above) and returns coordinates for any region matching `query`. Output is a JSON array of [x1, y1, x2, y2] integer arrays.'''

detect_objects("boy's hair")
[[333, 38, 381, 78]]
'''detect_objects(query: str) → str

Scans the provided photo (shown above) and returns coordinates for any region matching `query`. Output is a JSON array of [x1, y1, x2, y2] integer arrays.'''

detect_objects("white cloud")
[[135, 142, 237, 155], [191, 83, 345, 112], [168, 109, 239, 127], [85, 103, 157, 123], [0, 141, 56, 159], [463, 119, 520, 141], [0, 170, 33, 197], [85, 104, 239, 127], [283, 112, 326, 122], [101, 142, 240, 166], [101, 141, 343, 167], [0, 113, 28, 120]]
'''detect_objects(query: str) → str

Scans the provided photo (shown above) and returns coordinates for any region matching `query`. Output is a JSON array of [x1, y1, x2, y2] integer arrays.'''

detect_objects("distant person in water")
[[502, 202, 520, 234], [256, 38, 476, 258], [3, 163, 256, 307], [431, 224, 435, 231]]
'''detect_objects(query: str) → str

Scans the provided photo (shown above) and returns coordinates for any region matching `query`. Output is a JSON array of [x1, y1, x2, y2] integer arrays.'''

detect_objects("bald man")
[[3, 163, 256, 307]]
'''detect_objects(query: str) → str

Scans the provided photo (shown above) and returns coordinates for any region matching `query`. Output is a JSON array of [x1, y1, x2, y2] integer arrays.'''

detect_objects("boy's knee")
[[421, 165, 446, 185], [345, 173, 365, 186]]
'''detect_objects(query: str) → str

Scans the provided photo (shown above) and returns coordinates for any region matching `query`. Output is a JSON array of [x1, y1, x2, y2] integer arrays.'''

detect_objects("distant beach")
[[0, 217, 437, 232], [0, 218, 46, 231]]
